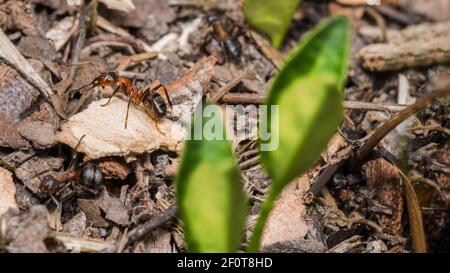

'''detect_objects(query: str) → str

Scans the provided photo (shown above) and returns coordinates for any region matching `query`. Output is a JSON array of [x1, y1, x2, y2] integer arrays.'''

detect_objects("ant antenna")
[[66, 62, 108, 93], [68, 134, 87, 170], [66, 61, 102, 74]]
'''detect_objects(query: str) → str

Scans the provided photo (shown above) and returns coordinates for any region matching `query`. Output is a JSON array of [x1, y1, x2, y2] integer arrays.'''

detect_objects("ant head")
[[97, 72, 117, 86], [39, 175, 59, 195]]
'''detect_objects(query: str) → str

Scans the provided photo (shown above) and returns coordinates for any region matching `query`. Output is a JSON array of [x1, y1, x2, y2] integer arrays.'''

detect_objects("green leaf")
[[176, 101, 248, 253], [243, 0, 301, 48], [248, 16, 351, 252], [261, 15, 350, 190]]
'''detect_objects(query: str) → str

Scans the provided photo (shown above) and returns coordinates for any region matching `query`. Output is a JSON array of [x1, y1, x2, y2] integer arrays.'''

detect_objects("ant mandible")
[[204, 12, 243, 64], [75, 70, 177, 132], [36, 135, 103, 206]]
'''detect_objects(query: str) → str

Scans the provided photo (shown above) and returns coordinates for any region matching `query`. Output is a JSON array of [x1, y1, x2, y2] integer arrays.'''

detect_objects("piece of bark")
[[18, 120, 57, 149], [57, 56, 216, 159], [0, 114, 31, 149], [97, 159, 131, 180], [359, 36, 450, 72], [0, 64, 40, 122], [363, 158, 403, 236], [358, 21, 450, 72], [0, 167, 19, 216]]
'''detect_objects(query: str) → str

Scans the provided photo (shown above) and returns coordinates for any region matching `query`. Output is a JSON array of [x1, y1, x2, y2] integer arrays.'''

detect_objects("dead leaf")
[[261, 177, 310, 247], [0, 167, 18, 216], [57, 56, 216, 160]]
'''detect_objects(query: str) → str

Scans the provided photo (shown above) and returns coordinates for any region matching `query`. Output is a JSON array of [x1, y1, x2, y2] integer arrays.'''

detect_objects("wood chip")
[[0, 167, 18, 216], [57, 56, 216, 160]]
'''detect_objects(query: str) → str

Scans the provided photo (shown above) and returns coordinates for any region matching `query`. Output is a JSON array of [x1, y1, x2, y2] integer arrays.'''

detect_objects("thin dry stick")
[[348, 85, 450, 170], [221, 93, 407, 112], [212, 71, 256, 103], [108, 204, 177, 252], [69, 3, 91, 81]]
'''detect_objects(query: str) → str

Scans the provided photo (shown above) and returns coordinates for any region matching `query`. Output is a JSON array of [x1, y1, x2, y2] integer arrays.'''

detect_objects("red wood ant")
[[74, 69, 177, 132], [36, 135, 103, 205], [204, 13, 243, 64]]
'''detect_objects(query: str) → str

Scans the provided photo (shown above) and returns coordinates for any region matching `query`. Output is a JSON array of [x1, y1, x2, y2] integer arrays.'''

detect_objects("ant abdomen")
[[223, 36, 242, 61], [143, 92, 167, 118], [80, 163, 103, 192]]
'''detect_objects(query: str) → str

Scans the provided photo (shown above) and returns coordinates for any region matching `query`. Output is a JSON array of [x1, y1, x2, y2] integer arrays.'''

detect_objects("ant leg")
[[124, 95, 133, 129], [160, 85, 173, 110], [202, 32, 214, 54], [101, 85, 120, 106], [50, 194, 60, 208]]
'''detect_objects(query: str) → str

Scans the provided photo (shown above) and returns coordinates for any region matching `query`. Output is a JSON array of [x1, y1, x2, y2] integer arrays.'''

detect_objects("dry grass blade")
[[398, 169, 427, 253], [349, 85, 450, 170]]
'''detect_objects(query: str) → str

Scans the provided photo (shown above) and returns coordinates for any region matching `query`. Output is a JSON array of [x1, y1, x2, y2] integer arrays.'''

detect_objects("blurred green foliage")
[[176, 16, 351, 253], [249, 15, 351, 251], [243, 0, 301, 48], [176, 102, 248, 252]]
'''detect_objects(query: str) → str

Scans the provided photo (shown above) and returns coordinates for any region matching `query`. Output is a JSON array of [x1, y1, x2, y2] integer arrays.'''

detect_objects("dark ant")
[[72, 66, 178, 132], [204, 13, 243, 64], [329, 173, 362, 190], [36, 135, 103, 205]]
